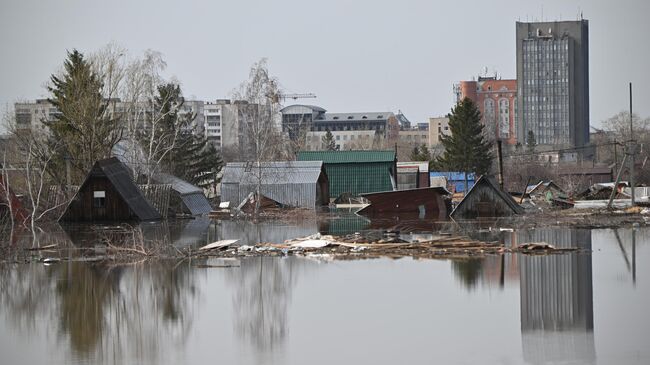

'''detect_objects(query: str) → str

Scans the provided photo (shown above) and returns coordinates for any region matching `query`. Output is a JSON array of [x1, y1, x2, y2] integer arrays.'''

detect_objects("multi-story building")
[[454, 76, 517, 145], [516, 19, 590, 148], [281, 105, 399, 151], [429, 117, 451, 146], [15, 98, 205, 135]]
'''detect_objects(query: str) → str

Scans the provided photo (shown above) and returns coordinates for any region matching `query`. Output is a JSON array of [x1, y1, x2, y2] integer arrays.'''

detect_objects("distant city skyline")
[[1, 0, 649, 133]]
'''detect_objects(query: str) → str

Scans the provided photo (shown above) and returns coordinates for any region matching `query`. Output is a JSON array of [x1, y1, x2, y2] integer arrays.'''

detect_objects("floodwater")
[[1, 220, 649, 364]]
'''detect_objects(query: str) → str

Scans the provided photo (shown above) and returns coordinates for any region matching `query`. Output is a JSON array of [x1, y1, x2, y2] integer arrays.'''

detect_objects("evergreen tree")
[[435, 97, 493, 183], [322, 128, 337, 150], [47, 49, 122, 180], [526, 130, 537, 153], [410, 144, 431, 161], [172, 133, 223, 192]]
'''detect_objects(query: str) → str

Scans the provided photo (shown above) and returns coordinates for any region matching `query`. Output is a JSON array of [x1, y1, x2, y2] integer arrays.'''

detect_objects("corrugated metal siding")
[[324, 162, 394, 198], [181, 192, 213, 215], [221, 182, 317, 209], [220, 161, 325, 209], [154, 173, 203, 194]]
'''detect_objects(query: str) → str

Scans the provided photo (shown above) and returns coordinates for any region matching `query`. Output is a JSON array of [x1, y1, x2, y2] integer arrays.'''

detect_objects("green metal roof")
[[297, 150, 396, 164]]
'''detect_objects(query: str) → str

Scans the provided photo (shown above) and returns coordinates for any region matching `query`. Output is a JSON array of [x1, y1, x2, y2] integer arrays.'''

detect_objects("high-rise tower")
[[516, 20, 589, 148]]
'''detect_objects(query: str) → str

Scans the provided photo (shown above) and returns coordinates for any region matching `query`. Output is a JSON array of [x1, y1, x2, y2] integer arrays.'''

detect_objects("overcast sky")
[[1, 0, 648, 130]]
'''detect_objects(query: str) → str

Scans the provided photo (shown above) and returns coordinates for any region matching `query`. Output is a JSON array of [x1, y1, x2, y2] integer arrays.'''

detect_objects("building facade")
[[516, 20, 590, 148], [429, 117, 451, 146], [281, 105, 399, 151], [454, 76, 518, 145]]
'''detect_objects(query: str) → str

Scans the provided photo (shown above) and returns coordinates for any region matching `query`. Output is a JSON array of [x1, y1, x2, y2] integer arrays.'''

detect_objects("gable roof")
[[298, 150, 396, 164], [62, 157, 161, 221], [451, 175, 523, 218]]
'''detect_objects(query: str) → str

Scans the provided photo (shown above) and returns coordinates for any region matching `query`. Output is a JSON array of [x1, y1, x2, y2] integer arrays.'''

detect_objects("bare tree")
[[232, 59, 285, 216]]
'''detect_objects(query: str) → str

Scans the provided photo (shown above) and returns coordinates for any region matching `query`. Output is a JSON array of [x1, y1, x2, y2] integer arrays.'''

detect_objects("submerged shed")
[[153, 173, 212, 215], [297, 150, 397, 199], [451, 176, 523, 219], [397, 162, 430, 189], [220, 161, 329, 209], [358, 187, 450, 219], [60, 158, 162, 222]]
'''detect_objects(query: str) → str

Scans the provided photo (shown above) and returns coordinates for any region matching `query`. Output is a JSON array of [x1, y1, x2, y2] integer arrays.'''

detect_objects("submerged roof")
[[222, 161, 325, 185], [153, 173, 211, 215], [451, 175, 523, 218], [298, 150, 396, 164], [154, 173, 202, 195], [62, 157, 161, 221]]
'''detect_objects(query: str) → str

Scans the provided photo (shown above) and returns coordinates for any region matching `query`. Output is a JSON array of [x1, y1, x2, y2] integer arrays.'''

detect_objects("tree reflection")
[[451, 258, 484, 289], [0, 259, 198, 363], [227, 256, 309, 352]]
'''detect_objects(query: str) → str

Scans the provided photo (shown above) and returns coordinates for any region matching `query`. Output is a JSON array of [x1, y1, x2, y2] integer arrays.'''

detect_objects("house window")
[[93, 191, 106, 208]]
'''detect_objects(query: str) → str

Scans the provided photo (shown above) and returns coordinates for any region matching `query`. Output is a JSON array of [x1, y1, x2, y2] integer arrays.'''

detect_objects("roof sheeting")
[[298, 150, 396, 164], [153, 173, 211, 215], [180, 192, 213, 215], [451, 176, 523, 219], [62, 157, 161, 221], [154, 173, 202, 195]]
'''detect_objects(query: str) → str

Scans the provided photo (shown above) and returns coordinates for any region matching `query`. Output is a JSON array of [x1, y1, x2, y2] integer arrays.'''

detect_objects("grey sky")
[[1, 0, 648, 130]]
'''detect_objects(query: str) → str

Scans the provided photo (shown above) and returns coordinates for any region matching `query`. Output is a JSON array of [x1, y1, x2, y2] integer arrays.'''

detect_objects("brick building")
[[454, 76, 517, 145]]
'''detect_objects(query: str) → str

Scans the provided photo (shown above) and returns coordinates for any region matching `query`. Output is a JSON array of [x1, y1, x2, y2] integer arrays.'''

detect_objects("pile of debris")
[[195, 232, 581, 261]]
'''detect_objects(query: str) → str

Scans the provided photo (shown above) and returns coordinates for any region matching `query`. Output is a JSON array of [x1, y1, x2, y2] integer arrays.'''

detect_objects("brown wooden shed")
[[60, 158, 162, 222], [451, 176, 524, 219]]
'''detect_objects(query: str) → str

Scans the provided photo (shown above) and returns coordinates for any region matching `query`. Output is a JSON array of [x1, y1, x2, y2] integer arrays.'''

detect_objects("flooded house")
[[451, 175, 524, 219], [152, 173, 212, 216], [397, 162, 430, 190], [297, 150, 397, 200], [220, 161, 329, 209], [60, 157, 162, 222], [357, 187, 450, 219]]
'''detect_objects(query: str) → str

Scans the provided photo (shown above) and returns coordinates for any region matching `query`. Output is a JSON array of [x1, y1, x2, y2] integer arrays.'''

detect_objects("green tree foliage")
[[172, 133, 224, 191], [410, 144, 431, 161], [47, 49, 123, 181], [322, 128, 337, 151], [141, 83, 224, 189], [526, 130, 537, 153], [435, 97, 493, 176]]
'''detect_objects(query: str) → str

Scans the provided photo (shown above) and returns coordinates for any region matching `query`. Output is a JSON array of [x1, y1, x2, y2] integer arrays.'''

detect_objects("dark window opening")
[[93, 191, 106, 208]]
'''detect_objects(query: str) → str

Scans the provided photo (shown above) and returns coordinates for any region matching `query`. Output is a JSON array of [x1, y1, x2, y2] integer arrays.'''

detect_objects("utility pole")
[[629, 82, 635, 206], [496, 140, 504, 189]]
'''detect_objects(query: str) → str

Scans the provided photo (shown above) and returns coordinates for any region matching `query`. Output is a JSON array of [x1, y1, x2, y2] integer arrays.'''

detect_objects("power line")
[[502, 141, 621, 159]]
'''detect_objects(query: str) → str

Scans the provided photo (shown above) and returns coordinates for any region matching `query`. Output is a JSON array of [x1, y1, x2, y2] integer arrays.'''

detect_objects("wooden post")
[[496, 140, 504, 190]]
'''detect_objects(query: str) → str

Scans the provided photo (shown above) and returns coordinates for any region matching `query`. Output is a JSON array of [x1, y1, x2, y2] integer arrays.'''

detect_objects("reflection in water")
[[518, 228, 595, 365], [211, 220, 318, 245], [0, 260, 198, 363], [226, 257, 311, 354]]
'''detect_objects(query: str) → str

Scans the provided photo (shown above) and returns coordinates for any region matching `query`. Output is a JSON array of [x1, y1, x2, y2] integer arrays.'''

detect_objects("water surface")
[[1, 226, 649, 364]]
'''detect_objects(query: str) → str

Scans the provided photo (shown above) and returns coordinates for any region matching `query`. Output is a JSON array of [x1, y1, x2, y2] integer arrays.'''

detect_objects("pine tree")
[[435, 97, 493, 182], [410, 144, 431, 161], [322, 128, 337, 151], [526, 130, 537, 153], [172, 134, 223, 192], [47, 49, 122, 180]]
